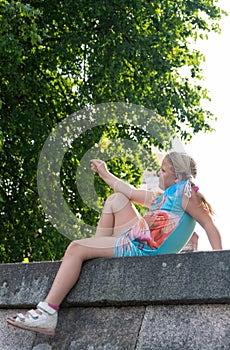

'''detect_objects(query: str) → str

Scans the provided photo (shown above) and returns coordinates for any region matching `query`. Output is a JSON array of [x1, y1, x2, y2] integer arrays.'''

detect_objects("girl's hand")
[[90, 159, 108, 177]]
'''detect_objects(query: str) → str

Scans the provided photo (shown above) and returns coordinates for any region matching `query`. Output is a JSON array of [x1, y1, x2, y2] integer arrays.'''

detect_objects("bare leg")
[[7, 192, 142, 333], [95, 192, 140, 237], [44, 193, 140, 306], [44, 237, 116, 306], [8, 237, 117, 325]]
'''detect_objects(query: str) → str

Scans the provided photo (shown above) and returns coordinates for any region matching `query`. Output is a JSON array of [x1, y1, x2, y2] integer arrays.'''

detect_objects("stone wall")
[[0, 250, 229, 350]]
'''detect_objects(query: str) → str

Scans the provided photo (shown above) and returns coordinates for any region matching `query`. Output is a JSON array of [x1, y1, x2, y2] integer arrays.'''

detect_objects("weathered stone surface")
[[33, 306, 145, 350], [2, 304, 230, 350], [136, 304, 230, 350], [68, 250, 230, 305], [1, 307, 145, 350], [0, 250, 230, 349], [0, 262, 60, 307], [1, 250, 229, 308], [0, 309, 36, 350]]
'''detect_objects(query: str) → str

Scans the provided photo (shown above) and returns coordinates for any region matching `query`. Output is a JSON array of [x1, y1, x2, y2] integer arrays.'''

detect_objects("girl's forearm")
[[205, 225, 223, 250], [100, 171, 134, 199], [210, 232, 222, 250], [91, 159, 153, 207]]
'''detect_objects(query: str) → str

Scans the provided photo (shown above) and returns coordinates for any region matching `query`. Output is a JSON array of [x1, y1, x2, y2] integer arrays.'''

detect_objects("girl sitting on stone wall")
[[7, 152, 222, 335]]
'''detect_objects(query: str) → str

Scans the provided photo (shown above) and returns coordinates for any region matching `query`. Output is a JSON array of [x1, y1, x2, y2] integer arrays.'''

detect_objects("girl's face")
[[158, 157, 177, 190]]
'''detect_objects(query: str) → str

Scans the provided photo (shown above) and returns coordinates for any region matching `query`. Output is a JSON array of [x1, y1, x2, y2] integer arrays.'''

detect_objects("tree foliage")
[[0, 0, 226, 263]]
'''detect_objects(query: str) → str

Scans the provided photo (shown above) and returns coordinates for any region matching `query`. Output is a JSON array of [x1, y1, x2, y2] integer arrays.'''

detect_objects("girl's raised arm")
[[91, 159, 154, 208]]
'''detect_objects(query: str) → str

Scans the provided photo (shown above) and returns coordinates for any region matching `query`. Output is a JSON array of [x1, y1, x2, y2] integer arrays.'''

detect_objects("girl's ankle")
[[47, 302, 60, 311]]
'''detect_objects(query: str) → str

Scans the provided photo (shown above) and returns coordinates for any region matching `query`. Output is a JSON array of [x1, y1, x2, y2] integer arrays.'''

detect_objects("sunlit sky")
[[183, 0, 230, 250]]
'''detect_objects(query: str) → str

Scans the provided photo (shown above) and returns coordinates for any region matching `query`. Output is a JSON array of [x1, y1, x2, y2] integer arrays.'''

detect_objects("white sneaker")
[[7, 301, 57, 336]]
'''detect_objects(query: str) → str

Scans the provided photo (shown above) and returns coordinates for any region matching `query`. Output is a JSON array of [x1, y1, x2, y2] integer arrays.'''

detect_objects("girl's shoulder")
[[151, 181, 188, 210], [165, 180, 187, 196]]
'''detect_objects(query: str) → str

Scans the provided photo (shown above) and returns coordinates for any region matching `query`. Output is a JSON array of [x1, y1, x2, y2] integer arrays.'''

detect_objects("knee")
[[104, 192, 130, 213], [63, 241, 80, 258], [105, 192, 128, 204]]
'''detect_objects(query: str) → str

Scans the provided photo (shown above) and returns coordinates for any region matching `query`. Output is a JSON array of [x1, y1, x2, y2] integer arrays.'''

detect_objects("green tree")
[[0, 0, 226, 263]]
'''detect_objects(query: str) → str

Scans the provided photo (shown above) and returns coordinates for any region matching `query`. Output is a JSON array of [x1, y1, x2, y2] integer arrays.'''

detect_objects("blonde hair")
[[165, 152, 214, 215]]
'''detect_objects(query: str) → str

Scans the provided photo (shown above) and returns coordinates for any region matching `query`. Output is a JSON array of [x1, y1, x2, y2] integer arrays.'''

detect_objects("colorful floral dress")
[[114, 180, 196, 257]]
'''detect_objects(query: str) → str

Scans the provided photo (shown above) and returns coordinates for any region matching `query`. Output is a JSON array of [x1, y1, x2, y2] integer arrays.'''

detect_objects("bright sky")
[[184, 0, 230, 251]]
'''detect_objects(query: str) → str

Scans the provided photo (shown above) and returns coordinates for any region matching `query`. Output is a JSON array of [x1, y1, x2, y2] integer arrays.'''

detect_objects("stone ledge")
[[1, 250, 229, 308]]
